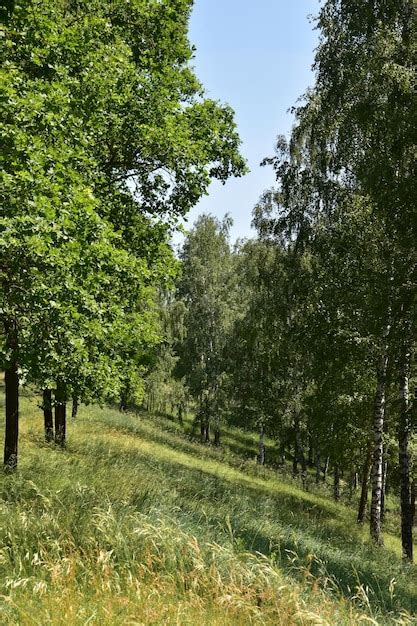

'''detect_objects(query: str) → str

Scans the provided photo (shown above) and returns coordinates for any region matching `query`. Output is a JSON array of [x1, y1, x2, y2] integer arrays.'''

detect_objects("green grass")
[[0, 392, 416, 625]]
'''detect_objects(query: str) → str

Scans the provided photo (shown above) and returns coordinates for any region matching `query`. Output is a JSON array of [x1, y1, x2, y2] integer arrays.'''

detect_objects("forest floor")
[[0, 390, 416, 625]]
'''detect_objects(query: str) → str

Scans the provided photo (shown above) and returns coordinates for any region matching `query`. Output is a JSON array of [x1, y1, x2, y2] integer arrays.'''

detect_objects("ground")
[[0, 390, 416, 625]]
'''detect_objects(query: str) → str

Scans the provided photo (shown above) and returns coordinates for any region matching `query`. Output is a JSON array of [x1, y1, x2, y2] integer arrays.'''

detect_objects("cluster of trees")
[[1, 0, 415, 567], [1, 1, 245, 466], [156, 0, 416, 563]]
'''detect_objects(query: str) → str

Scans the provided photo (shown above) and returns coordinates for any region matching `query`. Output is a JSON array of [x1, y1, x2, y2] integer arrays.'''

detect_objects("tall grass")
[[0, 393, 416, 624]]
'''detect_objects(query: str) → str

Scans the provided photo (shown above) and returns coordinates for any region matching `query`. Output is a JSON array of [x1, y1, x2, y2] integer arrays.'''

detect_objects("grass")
[[0, 391, 416, 625]]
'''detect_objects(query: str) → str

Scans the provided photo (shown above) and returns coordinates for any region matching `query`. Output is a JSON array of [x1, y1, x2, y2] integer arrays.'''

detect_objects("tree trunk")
[[214, 427, 220, 447], [292, 418, 299, 476], [381, 459, 388, 523], [333, 464, 340, 501], [278, 442, 286, 467], [258, 427, 265, 465], [54, 382, 66, 448], [178, 404, 184, 426], [322, 456, 329, 482], [300, 444, 307, 490], [4, 357, 19, 469], [119, 394, 128, 412], [370, 348, 389, 546], [43, 389, 54, 442], [204, 420, 210, 443], [71, 396, 78, 419], [316, 451, 321, 485], [308, 434, 314, 467], [349, 470, 358, 501], [411, 480, 416, 528], [357, 440, 373, 524], [398, 346, 413, 561]]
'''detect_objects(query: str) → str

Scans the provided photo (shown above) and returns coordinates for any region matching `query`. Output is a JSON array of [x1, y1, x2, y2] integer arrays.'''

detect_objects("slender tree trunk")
[[292, 454, 298, 476], [178, 404, 184, 426], [381, 459, 388, 523], [316, 451, 321, 485], [308, 434, 314, 467], [204, 420, 210, 443], [292, 418, 299, 476], [354, 471, 358, 490], [333, 464, 340, 501], [411, 480, 416, 528], [258, 427, 265, 465], [119, 394, 128, 412], [214, 427, 220, 447], [71, 396, 78, 419], [43, 389, 54, 442], [322, 456, 329, 482], [370, 347, 389, 545], [54, 382, 66, 448], [278, 442, 286, 466], [4, 358, 19, 469], [398, 346, 413, 561], [199, 401, 210, 443], [4, 320, 19, 470], [357, 440, 373, 524], [300, 444, 307, 489]]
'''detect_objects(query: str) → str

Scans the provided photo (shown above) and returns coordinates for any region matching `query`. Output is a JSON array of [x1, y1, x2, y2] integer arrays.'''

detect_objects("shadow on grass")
[[62, 428, 417, 618]]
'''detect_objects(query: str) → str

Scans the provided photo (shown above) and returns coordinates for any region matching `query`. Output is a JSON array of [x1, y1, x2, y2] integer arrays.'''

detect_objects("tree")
[[255, 0, 415, 553], [1, 0, 246, 467], [177, 215, 236, 443]]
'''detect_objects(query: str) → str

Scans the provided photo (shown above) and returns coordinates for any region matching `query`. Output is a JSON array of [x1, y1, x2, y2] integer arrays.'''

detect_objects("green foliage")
[[1, 0, 246, 414], [176, 215, 237, 423]]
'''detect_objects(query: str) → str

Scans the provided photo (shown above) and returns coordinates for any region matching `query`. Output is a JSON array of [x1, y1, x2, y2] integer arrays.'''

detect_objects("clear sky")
[[180, 0, 320, 243]]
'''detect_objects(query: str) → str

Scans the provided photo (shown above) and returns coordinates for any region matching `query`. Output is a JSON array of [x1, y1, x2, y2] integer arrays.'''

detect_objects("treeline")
[[1, 2, 245, 464], [1, 0, 415, 566], [150, 0, 417, 564]]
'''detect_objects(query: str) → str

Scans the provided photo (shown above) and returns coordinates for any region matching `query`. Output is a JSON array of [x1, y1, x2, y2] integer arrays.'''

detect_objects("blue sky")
[[180, 0, 320, 244]]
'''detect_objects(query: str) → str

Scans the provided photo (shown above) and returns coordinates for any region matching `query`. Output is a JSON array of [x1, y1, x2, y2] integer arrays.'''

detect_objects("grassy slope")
[[0, 392, 416, 625]]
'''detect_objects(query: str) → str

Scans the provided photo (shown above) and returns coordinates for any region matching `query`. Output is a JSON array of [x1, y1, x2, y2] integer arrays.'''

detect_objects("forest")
[[1, 0, 416, 624]]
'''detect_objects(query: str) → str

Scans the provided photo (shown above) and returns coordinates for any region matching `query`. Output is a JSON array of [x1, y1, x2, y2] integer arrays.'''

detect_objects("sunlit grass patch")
[[0, 393, 416, 624]]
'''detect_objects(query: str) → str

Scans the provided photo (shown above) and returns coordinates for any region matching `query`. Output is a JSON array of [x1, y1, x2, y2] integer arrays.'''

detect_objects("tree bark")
[[3, 320, 19, 469], [43, 389, 54, 442], [398, 346, 413, 561], [54, 382, 66, 448], [214, 427, 220, 447], [71, 396, 78, 419], [4, 358, 19, 469], [178, 404, 184, 426], [258, 427, 265, 465], [411, 480, 416, 528], [119, 394, 128, 412], [292, 418, 299, 476], [333, 463, 340, 501], [381, 459, 388, 523], [357, 440, 373, 524], [315, 451, 321, 485], [300, 443, 307, 490], [349, 470, 357, 501], [353, 471, 358, 490], [308, 434, 314, 467], [322, 456, 329, 482], [278, 442, 286, 467], [370, 347, 389, 545]]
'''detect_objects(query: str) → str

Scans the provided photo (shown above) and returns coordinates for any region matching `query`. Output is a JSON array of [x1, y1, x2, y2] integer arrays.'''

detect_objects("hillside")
[[0, 392, 416, 625]]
